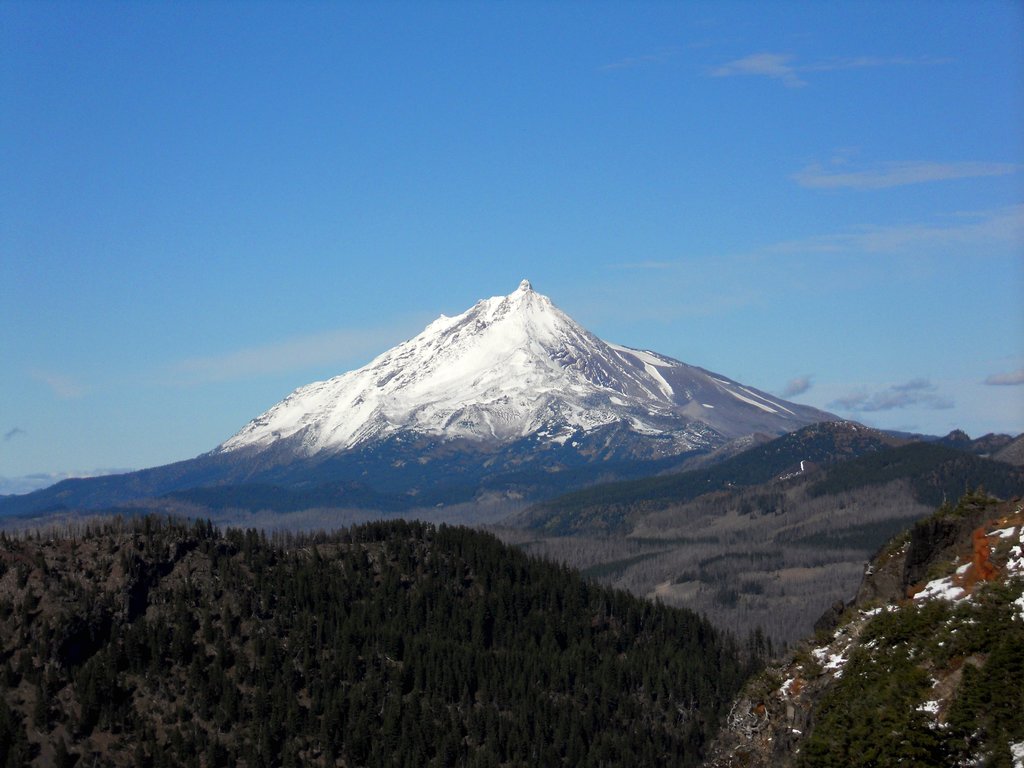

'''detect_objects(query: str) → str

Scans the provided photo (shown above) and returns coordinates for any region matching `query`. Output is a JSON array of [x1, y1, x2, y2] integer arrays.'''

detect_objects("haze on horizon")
[[2, 1, 1022, 487]]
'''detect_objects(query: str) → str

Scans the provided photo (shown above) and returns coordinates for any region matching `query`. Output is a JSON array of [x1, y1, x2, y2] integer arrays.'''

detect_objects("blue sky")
[[2, 1, 1022, 486]]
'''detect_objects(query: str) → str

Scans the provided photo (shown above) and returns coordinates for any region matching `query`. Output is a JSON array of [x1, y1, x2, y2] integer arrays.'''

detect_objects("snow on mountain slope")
[[219, 280, 832, 459]]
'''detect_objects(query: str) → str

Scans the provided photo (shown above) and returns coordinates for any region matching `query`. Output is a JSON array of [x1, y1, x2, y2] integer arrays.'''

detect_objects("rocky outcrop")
[[996, 433, 1024, 466], [704, 491, 1024, 767]]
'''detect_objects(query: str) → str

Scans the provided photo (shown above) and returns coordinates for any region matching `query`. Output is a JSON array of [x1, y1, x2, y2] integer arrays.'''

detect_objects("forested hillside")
[[0, 516, 757, 767]]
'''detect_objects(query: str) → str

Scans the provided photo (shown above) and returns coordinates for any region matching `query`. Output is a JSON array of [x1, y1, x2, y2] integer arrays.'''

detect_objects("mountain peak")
[[219, 284, 836, 458]]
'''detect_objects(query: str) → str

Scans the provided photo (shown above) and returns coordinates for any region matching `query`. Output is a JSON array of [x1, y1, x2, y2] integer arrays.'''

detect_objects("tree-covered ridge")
[[517, 421, 900, 535], [807, 442, 1024, 507], [0, 516, 755, 767], [520, 427, 1024, 538]]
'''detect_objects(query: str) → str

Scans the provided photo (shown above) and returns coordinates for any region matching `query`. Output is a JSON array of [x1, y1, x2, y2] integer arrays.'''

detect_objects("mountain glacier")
[[218, 280, 832, 461]]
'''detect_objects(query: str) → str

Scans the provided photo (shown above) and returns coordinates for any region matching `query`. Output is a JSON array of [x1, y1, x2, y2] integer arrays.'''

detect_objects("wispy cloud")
[[167, 324, 413, 385], [771, 204, 1024, 256], [0, 468, 133, 495], [29, 368, 85, 399], [710, 53, 947, 88], [829, 378, 954, 412], [781, 375, 813, 397], [3, 427, 26, 442], [804, 55, 950, 72], [793, 161, 1021, 190], [985, 369, 1024, 386], [600, 48, 680, 72], [608, 260, 678, 270], [711, 53, 805, 86]]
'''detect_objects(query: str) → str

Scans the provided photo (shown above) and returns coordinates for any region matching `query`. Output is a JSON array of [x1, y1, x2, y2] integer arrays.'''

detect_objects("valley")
[[506, 424, 1024, 647]]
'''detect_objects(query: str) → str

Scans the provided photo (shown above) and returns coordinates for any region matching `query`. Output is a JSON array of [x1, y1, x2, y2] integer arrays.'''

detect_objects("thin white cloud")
[[771, 204, 1024, 255], [793, 161, 1021, 190], [985, 369, 1024, 386], [711, 53, 805, 86], [803, 55, 950, 72], [829, 378, 954, 412], [608, 260, 678, 270], [781, 375, 813, 397], [168, 324, 414, 385], [0, 468, 133, 495], [600, 48, 680, 72], [711, 52, 948, 88], [29, 368, 85, 399]]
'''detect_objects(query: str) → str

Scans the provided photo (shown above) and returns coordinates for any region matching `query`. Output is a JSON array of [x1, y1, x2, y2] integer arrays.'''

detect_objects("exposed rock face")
[[901, 506, 991, 592], [996, 433, 1024, 466]]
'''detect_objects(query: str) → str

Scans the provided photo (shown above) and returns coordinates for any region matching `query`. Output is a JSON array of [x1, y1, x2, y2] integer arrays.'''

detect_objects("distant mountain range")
[[509, 421, 1024, 647], [516, 423, 1024, 536], [0, 280, 836, 517]]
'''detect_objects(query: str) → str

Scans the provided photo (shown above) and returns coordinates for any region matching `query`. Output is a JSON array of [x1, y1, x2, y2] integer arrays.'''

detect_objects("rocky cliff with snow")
[[705, 489, 1024, 767]]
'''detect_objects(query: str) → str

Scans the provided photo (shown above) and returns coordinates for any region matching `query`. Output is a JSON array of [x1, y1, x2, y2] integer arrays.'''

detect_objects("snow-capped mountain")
[[0, 280, 838, 517], [219, 280, 832, 461]]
